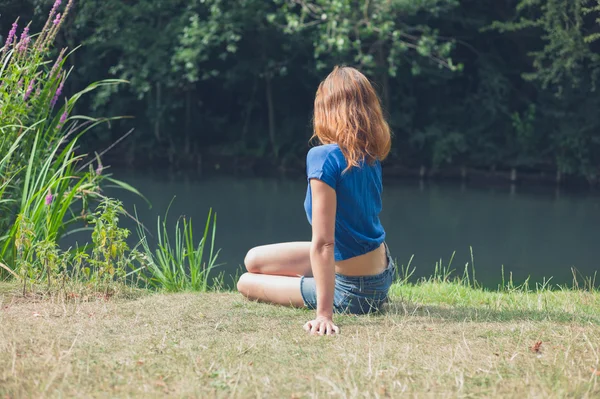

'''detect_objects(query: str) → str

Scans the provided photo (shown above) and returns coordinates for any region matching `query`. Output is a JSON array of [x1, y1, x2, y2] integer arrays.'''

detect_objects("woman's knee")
[[244, 247, 262, 273], [237, 272, 252, 296]]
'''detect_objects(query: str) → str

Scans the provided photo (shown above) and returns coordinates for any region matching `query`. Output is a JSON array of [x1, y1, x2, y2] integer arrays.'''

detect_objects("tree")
[[490, 0, 600, 180], [490, 0, 600, 93], [270, 0, 460, 106]]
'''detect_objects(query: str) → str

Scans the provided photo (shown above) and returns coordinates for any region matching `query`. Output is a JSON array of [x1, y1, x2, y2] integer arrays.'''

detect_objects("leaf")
[[105, 177, 150, 206], [530, 341, 543, 353], [0, 262, 18, 278]]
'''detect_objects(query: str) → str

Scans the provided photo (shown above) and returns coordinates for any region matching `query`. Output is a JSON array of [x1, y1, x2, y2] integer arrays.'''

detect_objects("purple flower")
[[45, 192, 54, 206], [57, 110, 68, 130], [3, 21, 18, 50], [53, 13, 62, 26], [50, 53, 63, 77], [17, 26, 30, 53], [51, 80, 64, 107], [49, 0, 62, 18], [24, 80, 34, 101], [17, 79, 23, 89], [96, 163, 103, 176]]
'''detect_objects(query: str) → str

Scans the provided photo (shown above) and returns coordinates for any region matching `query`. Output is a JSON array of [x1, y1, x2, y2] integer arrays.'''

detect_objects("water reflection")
[[98, 169, 600, 288]]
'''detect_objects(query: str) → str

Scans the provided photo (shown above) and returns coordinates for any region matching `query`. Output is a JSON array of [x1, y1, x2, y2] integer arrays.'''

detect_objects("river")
[[104, 168, 600, 289]]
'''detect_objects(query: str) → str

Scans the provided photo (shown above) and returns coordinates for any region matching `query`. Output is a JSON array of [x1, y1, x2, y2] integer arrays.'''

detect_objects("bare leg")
[[237, 273, 305, 307], [238, 242, 311, 308], [244, 242, 312, 277]]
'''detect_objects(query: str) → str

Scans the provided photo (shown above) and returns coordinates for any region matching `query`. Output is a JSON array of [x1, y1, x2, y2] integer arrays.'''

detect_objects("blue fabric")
[[299, 244, 395, 314], [304, 143, 386, 261]]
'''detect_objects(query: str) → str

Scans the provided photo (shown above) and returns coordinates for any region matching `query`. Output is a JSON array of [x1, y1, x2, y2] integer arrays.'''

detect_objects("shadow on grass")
[[382, 301, 600, 325], [226, 294, 600, 327]]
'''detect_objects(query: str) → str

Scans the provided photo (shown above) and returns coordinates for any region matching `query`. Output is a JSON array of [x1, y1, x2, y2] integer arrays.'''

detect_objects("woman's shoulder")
[[308, 143, 339, 155], [306, 144, 346, 177], [307, 144, 343, 163]]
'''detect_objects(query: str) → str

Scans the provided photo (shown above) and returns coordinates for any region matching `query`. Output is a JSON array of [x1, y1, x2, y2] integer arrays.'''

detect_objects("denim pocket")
[[332, 278, 353, 313], [334, 273, 391, 315]]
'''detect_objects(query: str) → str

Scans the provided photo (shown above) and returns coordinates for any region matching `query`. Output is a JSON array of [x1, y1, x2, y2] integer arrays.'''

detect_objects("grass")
[[136, 207, 221, 292], [1, 281, 599, 398]]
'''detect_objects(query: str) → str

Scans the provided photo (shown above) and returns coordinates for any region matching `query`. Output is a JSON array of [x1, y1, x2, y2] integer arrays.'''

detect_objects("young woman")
[[237, 66, 394, 336]]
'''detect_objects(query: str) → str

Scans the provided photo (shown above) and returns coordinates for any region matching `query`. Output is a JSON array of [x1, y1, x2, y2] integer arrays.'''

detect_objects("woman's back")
[[304, 143, 386, 267]]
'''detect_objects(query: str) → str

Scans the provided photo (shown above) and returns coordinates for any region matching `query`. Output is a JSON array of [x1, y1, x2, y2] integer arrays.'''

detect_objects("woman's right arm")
[[303, 178, 340, 335]]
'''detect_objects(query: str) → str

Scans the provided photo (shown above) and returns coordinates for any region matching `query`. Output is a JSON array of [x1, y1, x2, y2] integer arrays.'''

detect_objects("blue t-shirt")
[[304, 143, 386, 261]]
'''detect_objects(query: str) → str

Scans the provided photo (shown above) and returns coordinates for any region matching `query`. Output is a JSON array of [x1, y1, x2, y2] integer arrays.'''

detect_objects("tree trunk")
[[265, 75, 277, 157], [377, 43, 390, 109], [383, 73, 390, 111], [242, 77, 259, 141], [185, 89, 191, 157], [154, 82, 162, 141]]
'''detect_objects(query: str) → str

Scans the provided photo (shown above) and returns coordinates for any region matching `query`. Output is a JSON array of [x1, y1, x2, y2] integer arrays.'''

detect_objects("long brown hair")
[[312, 66, 391, 171]]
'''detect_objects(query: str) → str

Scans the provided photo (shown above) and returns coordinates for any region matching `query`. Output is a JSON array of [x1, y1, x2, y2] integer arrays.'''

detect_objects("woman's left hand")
[[303, 316, 340, 335]]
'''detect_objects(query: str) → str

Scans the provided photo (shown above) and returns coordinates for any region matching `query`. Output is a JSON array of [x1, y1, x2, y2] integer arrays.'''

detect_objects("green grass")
[[136, 207, 221, 292], [1, 280, 599, 398], [390, 281, 600, 324]]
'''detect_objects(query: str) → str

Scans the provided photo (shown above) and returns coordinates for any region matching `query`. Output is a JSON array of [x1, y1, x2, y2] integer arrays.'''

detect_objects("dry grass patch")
[[1, 282, 599, 398]]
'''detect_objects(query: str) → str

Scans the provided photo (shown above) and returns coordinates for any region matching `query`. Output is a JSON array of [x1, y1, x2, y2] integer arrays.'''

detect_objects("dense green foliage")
[[1, 0, 599, 181], [0, 1, 220, 294], [0, 0, 144, 292]]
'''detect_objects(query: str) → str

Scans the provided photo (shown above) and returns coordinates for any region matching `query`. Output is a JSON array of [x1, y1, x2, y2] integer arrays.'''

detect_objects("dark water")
[[100, 169, 600, 289]]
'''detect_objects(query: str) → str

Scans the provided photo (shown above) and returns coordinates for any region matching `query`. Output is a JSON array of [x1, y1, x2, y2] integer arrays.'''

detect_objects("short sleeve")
[[306, 146, 339, 189]]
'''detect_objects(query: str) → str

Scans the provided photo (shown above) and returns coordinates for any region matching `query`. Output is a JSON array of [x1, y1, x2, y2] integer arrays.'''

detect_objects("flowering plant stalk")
[[0, 0, 137, 286]]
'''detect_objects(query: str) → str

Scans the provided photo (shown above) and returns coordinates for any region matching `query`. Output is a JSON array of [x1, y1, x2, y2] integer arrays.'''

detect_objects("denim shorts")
[[300, 243, 395, 315]]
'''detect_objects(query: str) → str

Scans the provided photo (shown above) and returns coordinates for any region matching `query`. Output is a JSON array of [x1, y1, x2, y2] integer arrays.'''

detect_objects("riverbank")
[[102, 151, 600, 191], [1, 282, 599, 398]]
